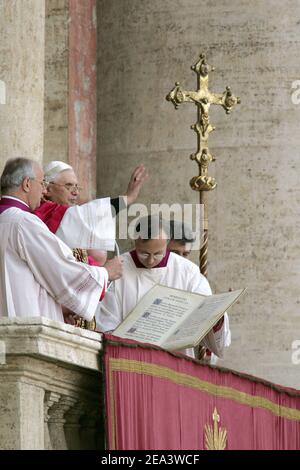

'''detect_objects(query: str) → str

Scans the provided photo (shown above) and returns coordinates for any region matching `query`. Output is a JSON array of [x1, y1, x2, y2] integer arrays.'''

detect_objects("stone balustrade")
[[0, 317, 104, 450]]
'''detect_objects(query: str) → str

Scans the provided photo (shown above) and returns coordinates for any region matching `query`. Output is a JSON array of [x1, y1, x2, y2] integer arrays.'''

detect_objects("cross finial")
[[166, 53, 240, 276]]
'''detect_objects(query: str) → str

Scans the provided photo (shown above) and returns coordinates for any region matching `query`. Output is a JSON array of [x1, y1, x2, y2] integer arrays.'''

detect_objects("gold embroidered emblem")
[[204, 407, 227, 450]]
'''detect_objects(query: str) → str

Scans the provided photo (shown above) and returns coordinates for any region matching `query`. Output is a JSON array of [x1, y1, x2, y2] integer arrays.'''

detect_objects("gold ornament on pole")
[[166, 53, 240, 276]]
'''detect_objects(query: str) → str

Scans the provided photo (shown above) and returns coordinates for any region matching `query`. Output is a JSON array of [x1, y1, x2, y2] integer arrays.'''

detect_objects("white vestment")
[[96, 251, 230, 358], [55, 198, 116, 251], [0, 207, 108, 321]]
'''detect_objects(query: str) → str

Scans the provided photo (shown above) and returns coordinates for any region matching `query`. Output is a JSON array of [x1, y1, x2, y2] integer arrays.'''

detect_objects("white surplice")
[[96, 251, 230, 358], [0, 207, 108, 321]]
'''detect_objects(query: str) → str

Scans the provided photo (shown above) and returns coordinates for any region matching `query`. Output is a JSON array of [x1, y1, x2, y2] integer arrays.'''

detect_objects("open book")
[[113, 284, 245, 351]]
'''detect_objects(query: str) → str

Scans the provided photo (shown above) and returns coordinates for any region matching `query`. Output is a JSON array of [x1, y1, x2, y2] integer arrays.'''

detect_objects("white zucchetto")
[[43, 161, 73, 182]]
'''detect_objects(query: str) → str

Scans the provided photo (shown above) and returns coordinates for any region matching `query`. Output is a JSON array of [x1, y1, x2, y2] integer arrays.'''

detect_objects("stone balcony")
[[0, 317, 104, 450]]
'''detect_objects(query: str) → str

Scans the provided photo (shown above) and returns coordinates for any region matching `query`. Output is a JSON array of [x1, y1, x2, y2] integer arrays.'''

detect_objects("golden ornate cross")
[[166, 53, 240, 276]]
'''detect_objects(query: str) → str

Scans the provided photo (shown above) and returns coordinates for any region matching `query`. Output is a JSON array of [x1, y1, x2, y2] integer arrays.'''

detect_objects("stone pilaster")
[[0, 0, 45, 172], [0, 317, 104, 450]]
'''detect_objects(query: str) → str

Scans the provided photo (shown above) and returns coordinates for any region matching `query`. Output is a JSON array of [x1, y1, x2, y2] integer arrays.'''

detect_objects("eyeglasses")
[[31, 178, 47, 189], [137, 251, 166, 261], [48, 182, 83, 193]]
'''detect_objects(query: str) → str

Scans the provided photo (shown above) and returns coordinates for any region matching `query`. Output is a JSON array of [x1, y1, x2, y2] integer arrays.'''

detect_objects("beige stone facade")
[[96, 0, 300, 389], [0, 0, 45, 170], [0, 0, 299, 395]]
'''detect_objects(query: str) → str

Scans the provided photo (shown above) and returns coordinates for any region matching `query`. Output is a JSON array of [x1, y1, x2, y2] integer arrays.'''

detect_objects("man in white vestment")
[[34, 160, 148, 263], [33, 160, 147, 327], [0, 158, 122, 321], [96, 215, 230, 359]]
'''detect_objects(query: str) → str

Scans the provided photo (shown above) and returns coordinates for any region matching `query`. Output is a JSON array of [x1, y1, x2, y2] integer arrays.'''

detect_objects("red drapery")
[[103, 335, 300, 450]]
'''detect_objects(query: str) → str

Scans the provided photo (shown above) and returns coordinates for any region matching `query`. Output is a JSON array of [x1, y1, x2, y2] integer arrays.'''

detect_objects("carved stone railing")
[[0, 317, 104, 450]]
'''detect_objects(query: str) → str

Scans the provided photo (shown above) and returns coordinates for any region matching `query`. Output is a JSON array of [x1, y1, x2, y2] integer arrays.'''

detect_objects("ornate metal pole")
[[166, 53, 240, 277]]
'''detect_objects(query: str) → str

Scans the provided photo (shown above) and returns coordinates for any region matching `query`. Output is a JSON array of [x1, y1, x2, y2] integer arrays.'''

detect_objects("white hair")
[[43, 161, 73, 183], [0, 158, 35, 194]]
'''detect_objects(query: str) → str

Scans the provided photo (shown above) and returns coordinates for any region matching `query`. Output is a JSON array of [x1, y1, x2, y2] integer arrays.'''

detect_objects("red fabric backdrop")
[[103, 336, 300, 450]]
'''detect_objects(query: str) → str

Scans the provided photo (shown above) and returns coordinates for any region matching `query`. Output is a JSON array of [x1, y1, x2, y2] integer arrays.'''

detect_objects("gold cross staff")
[[166, 53, 240, 276]]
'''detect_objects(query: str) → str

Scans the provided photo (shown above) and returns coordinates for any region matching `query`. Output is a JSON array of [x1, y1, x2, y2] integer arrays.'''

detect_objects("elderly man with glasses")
[[33, 160, 148, 328], [96, 215, 230, 359], [35, 161, 148, 262], [36, 160, 148, 265], [0, 158, 122, 322]]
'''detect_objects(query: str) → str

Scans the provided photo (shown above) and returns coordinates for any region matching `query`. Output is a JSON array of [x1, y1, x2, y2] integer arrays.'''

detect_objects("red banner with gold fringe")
[[103, 335, 300, 450]]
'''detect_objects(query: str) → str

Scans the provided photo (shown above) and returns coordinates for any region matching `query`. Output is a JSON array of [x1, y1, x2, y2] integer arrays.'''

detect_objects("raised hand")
[[125, 164, 149, 205]]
